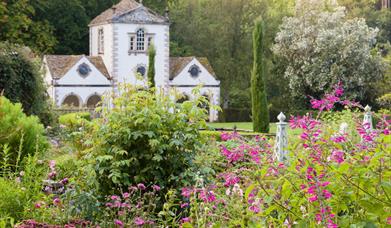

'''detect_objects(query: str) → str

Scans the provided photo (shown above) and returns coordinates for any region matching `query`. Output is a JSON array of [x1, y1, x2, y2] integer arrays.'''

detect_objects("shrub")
[[0, 43, 54, 125], [0, 177, 28, 220], [90, 85, 209, 194], [0, 96, 48, 171]]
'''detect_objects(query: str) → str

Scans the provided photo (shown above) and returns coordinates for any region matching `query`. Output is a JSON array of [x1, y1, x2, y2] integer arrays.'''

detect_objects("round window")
[[137, 66, 146, 76], [77, 63, 91, 77], [189, 65, 200, 77]]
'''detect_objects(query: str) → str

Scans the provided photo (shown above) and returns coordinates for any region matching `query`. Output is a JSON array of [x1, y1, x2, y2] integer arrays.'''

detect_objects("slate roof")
[[169, 57, 216, 80], [89, 0, 168, 26], [44, 55, 111, 80]]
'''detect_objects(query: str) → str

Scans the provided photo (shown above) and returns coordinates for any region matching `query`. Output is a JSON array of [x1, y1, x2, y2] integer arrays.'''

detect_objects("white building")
[[43, 0, 220, 121]]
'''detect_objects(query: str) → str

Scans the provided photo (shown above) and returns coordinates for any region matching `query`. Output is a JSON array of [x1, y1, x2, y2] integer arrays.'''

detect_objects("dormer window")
[[136, 29, 145, 51], [98, 28, 104, 54], [128, 28, 154, 54], [189, 65, 201, 77], [77, 63, 91, 78]]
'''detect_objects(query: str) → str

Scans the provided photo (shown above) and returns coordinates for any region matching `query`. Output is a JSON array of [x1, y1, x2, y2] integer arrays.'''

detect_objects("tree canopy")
[[273, 0, 385, 104]]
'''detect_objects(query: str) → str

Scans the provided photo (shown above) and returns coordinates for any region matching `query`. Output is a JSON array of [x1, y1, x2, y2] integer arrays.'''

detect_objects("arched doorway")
[[62, 95, 80, 108], [86, 95, 102, 108]]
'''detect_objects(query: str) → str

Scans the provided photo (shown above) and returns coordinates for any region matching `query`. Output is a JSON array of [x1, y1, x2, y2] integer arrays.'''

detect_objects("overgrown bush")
[[90, 85, 210, 194], [0, 43, 54, 125], [0, 96, 48, 171]]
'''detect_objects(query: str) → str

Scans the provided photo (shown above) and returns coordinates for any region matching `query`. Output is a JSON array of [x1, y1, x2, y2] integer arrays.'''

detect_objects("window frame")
[[98, 28, 104, 54]]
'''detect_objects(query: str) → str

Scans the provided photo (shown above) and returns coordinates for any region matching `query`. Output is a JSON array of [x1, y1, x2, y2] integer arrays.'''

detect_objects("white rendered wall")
[[56, 87, 112, 107], [90, 24, 114, 76], [112, 23, 169, 88]]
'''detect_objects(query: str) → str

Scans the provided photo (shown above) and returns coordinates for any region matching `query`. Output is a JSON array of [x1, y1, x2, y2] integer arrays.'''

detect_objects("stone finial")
[[165, 6, 170, 19], [139, 0, 143, 4], [277, 112, 286, 122], [364, 105, 371, 112], [339, 122, 348, 135]]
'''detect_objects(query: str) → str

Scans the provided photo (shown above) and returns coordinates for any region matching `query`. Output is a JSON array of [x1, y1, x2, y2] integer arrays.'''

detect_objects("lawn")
[[207, 122, 302, 137]]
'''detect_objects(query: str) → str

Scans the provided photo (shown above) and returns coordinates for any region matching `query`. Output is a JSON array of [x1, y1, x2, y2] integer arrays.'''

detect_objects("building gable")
[[113, 6, 169, 24], [56, 56, 112, 85], [170, 57, 220, 86]]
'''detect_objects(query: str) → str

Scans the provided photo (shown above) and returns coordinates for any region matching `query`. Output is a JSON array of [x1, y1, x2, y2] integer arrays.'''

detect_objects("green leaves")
[[91, 85, 208, 194]]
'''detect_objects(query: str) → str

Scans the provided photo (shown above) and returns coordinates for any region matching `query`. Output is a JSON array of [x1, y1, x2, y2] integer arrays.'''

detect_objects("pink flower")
[[134, 217, 145, 226], [181, 217, 191, 223], [34, 203, 41, 209], [114, 219, 123, 227], [330, 150, 344, 164], [122, 192, 130, 199], [111, 195, 120, 201], [387, 216, 391, 225], [152, 185, 161, 191], [53, 198, 60, 205], [180, 203, 189, 208], [249, 204, 260, 213], [309, 195, 318, 202], [199, 190, 216, 203], [323, 190, 332, 199], [181, 187, 192, 198], [223, 173, 240, 187], [49, 160, 56, 170], [60, 178, 69, 185], [137, 183, 146, 190]]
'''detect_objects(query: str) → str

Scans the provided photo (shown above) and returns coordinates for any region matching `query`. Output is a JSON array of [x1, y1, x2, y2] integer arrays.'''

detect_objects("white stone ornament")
[[363, 105, 373, 131], [275, 112, 289, 163], [339, 122, 348, 135]]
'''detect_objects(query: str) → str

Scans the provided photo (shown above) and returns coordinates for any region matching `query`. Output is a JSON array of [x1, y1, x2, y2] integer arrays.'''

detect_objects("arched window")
[[177, 94, 190, 104], [86, 95, 102, 108], [98, 28, 104, 54], [136, 29, 145, 51], [62, 95, 80, 108]]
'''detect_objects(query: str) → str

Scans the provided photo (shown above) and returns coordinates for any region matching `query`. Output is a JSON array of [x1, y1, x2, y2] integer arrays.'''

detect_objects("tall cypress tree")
[[251, 19, 269, 133], [147, 45, 156, 88]]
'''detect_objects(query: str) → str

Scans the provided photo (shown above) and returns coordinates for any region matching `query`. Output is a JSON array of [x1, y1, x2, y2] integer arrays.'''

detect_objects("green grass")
[[207, 122, 301, 137]]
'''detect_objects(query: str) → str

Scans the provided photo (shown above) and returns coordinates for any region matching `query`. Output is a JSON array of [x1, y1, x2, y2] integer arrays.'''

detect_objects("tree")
[[0, 0, 56, 53], [273, 0, 384, 105], [0, 42, 52, 125], [147, 45, 156, 87], [251, 19, 269, 133]]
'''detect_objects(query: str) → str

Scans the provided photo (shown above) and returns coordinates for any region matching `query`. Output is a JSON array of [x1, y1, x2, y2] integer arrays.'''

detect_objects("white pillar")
[[274, 112, 288, 163]]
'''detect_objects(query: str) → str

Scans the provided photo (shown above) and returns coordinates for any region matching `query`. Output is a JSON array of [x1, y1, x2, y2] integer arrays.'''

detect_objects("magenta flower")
[[34, 203, 41, 209], [114, 219, 123, 227], [330, 150, 345, 164], [309, 195, 318, 202], [199, 190, 216, 203], [180, 203, 189, 208], [60, 178, 69, 185], [181, 187, 192, 198], [53, 198, 60, 205], [249, 204, 260, 213], [134, 217, 145, 226], [137, 183, 146, 190], [223, 173, 240, 187]]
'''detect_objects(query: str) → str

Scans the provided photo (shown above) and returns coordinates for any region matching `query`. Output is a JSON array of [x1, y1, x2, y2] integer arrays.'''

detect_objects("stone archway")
[[62, 94, 80, 108], [86, 94, 102, 108]]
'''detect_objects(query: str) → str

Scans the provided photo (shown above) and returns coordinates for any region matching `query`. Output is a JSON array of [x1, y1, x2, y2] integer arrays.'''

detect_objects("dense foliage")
[[0, 97, 48, 171], [88, 85, 209, 193], [273, 0, 385, 105], [147, 45, 156, 88], [0, 42, 53, 125], [251, 19, 270, 133]]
